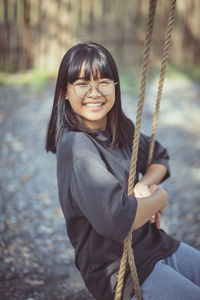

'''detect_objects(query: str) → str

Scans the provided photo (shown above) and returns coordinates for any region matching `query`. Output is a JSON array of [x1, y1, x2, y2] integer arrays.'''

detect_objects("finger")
[[149, 184, 158, 194], [134, 185, 150, 198], [149, 215, 156, 223], [155, 213, 161, 229]]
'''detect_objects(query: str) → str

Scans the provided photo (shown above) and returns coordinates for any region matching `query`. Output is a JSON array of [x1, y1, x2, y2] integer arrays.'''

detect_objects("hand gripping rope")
[[114, 1, 176, 299]]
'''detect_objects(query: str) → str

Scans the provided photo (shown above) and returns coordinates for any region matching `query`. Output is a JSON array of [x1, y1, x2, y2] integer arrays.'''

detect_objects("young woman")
[[46, 41, 200, 300]]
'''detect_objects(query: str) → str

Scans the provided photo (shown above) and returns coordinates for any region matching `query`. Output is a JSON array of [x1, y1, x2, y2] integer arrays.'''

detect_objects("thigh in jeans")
[[164, 242, 200, 286], [131, 258, 200, 300]]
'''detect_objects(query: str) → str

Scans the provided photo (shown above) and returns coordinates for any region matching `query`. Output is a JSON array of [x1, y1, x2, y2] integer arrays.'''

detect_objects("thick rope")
[[114, 1, 157, 299], [147, 0, 177, 167], [114, 1, 177, 299]]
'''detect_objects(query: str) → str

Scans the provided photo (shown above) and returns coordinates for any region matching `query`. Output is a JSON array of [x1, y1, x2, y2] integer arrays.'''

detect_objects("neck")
[[79, 116, 107, 131]]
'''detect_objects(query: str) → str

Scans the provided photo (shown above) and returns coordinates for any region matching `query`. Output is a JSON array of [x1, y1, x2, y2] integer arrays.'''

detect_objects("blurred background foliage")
[[0, 0, 200, 93]]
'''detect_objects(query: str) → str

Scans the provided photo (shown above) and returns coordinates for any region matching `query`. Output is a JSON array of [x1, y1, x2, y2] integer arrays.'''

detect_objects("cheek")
[[68, 99, 80, 113], [66, 90, 81, 111]]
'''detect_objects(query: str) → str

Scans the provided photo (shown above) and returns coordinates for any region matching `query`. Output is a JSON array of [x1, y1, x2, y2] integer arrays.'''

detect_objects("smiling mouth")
[[83, 102, 105, 107]]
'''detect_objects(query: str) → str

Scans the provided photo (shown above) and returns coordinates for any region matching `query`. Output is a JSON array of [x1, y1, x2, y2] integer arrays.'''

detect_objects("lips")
[[82, 102, 105, 112]]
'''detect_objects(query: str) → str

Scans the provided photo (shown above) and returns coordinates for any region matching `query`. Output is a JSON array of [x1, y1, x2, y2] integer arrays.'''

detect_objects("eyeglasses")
[[69, 80, 117, 99]]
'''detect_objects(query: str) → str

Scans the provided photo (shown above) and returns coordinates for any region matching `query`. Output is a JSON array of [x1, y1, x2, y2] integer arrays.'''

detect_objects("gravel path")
[[0, 78, 199, 300]]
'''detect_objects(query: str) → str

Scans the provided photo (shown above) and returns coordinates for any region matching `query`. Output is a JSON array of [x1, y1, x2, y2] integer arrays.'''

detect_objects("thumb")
[[149, 184, 159, 194]]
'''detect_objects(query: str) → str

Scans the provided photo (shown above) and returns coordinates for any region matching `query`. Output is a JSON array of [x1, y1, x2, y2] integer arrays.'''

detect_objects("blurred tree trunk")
[[182, 1, 200, 64], [101, 0, 108, 30], [12, 0, 18, 70], [67, 0, 72, 13], [133, 0, 142, 42], [23, 0, 32, 69], [89, 0, 94, 34], [102, 0, 106, 21], [3, 0, 10, 70], [36, 0, 42, 67], [78, 0, 83, 29], [118, 0, 127, 61]]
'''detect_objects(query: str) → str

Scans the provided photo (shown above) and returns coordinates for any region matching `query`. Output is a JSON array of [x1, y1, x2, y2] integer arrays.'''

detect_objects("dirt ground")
[[0, 77, 199, 300]]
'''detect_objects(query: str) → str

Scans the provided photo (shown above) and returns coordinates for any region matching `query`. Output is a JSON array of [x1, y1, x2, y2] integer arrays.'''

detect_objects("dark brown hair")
[[45, 41, 134, 153]]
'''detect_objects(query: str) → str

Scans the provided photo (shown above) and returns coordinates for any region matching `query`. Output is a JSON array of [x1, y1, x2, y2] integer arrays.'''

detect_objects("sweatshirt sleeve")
[[138, 133, 170, 182], [70, 155, 137, 243]]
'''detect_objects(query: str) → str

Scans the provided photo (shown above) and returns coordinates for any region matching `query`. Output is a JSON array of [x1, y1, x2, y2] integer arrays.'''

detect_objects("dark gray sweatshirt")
[[56, 125, 180, 300]]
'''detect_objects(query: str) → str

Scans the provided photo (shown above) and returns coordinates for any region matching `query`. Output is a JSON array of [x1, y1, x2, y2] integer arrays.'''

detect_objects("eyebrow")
[[77, 77, 111, 81], [77, 77, 86, 80]]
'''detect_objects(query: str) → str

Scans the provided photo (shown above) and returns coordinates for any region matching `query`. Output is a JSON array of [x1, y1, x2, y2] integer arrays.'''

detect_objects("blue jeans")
[[132, 242, 200, 300]]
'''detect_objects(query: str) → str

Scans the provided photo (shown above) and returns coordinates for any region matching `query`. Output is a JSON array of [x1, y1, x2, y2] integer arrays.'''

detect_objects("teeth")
[[84, 103, 104, 107]]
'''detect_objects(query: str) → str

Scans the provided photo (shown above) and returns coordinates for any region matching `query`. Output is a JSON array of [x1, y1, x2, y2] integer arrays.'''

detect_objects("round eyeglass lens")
[[74, 84, 90, 98], [98, 82, 114, 96]]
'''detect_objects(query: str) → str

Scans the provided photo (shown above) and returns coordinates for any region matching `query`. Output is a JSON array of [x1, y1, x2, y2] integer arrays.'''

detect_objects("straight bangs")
[[67, 47, 114, 84]]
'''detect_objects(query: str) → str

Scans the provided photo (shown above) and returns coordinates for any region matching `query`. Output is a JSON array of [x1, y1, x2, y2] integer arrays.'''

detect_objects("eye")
[[75, 82, 89, 86], [99, 80, 112, 85]]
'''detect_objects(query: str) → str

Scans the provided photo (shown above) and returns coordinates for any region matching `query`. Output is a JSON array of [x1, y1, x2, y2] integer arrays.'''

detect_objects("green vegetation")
[[0, 69, 56, 92], [118, 65, 140, 96], [118, 63, 200, 96], [166, 64, 200, 83]]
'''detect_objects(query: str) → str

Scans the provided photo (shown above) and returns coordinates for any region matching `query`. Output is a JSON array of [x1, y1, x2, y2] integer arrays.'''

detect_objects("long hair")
[[45, 41, 133, 153]]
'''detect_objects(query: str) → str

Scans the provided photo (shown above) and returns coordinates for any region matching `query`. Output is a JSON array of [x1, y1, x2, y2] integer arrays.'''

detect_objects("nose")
[[88, 83, 101, 98]]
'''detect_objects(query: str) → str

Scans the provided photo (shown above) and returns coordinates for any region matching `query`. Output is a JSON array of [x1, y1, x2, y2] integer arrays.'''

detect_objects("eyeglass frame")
[[68, 80, 118, 99]]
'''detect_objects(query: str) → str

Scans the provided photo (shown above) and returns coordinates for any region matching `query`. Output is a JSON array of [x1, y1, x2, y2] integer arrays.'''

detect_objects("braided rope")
[[114, 1, 176, 299], [147, 0, 177, 167], [114, 1, 157, 299], [126, 232, 141, 300]]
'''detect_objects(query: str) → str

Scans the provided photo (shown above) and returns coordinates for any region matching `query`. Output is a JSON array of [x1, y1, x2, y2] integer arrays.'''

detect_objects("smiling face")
[[66, 63, 115, 130]]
